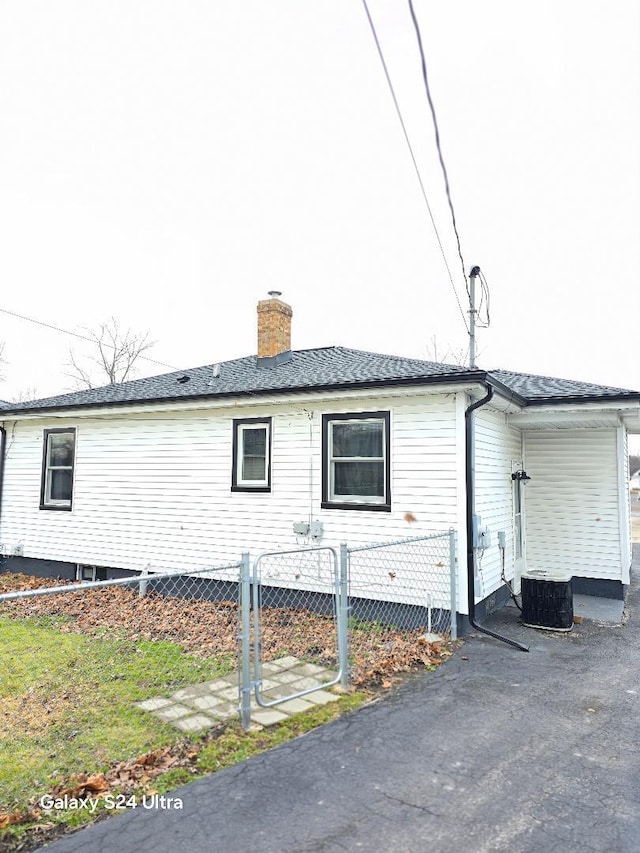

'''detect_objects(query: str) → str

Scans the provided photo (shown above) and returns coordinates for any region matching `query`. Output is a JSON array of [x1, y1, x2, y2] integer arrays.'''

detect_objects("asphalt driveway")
[[40, 546, 640, 853]]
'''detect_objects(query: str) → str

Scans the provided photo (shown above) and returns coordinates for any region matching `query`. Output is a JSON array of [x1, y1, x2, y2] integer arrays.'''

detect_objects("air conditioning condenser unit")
[[521, 568, 573, 631]]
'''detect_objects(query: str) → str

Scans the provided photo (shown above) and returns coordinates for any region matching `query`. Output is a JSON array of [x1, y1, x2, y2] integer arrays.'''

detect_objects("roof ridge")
[[333, 345, 466, 371]]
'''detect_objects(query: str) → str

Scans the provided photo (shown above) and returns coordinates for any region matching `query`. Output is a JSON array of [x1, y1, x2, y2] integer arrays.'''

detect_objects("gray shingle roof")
[[2, 347, 639, 414], [489, 369, 640, 402]]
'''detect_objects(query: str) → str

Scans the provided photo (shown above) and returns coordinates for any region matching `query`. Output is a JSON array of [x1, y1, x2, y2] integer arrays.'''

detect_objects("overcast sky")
[[0, 1, 638, 442]]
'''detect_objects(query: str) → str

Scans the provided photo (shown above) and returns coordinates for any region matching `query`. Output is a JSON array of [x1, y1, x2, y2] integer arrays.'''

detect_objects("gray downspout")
[[466, 387, 529, 652]]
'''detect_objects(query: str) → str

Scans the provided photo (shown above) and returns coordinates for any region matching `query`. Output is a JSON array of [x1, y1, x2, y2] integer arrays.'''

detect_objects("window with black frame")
[[232, 417, 272, 492], [322, 411, 390, 510]]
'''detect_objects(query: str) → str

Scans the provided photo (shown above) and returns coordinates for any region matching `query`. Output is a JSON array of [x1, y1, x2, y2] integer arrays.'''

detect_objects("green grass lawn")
[[0, 614, 234, 812], [0, 611, 371, 851]]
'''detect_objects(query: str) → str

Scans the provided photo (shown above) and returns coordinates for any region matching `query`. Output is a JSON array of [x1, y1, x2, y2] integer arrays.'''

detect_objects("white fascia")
[[1, 382, 492, 423]]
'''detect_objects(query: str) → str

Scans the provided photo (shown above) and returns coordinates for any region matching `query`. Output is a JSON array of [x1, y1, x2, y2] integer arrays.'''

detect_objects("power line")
[[406, 0, 469, 297], [361, 0, 469, 334], [0, 306, 179, 371], [477, 268, 491, 328]]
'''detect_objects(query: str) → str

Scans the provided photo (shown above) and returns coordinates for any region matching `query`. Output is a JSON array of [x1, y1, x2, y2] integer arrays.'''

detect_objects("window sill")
[[39, 504, 73, 512], [231, 486, 272, 493], [321, 501, 391, 512]]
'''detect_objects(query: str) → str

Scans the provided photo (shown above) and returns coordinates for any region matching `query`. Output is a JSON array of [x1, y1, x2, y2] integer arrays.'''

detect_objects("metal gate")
[[238, 546, 348, 728]]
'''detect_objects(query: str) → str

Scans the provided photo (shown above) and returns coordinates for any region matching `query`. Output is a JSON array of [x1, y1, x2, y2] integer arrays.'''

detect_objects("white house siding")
[[523, 429, 622, 580], [0, 390, 459, 575], [473, 407, 522, 599], [617, 426, 631, 584]]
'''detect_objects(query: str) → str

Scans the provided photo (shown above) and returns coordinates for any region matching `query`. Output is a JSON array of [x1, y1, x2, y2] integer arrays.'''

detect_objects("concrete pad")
[[285, 668, 333, 684], [174, 714, 217, 733], [260, 662, 285, 675], [205, 677, 237, 691], [217, 686, 240, 702], [172, 683, 218, 701], [255, 677, 279, 690], [507, 594, 625, 627], [135, 656, 337, 730], [270, 671, 305, 685], [153, 703, 193, 722], [287, 663, 333, 678], [260, 685, 300, 702], [268, 655, 300, 670], [286, 676, 328, 691], [573, 594, 624, 625], [186, 694, 225, 711], [251, 708, 289, 726], [272, 697, 315, 714], [206, 702, 238, 720], [304, 691, 341, 705], [136, 697, 174, 712]]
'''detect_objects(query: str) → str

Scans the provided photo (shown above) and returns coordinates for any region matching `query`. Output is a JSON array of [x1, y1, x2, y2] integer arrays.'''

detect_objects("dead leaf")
[[0, 809, 22, 829]]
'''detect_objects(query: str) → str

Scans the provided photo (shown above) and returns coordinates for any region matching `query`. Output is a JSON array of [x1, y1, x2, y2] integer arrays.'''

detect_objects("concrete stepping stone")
[[135, 656, 339, 732]]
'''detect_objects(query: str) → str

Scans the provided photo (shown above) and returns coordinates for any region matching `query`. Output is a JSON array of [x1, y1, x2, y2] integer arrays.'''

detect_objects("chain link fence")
[[239, 547, 347, 725], [0, 531, 458, 813], [347, 531, 457, 638]]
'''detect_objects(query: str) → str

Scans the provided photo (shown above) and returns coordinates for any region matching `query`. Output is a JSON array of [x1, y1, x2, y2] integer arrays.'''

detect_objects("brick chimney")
[[257, 291, 293, 366]]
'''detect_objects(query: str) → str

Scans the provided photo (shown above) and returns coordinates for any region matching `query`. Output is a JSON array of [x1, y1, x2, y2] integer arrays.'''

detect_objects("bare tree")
[[424, 334, 469, 367], [66, 318, 155, 390], [11, 386, 40, 404], [0, 342, 6, 382]]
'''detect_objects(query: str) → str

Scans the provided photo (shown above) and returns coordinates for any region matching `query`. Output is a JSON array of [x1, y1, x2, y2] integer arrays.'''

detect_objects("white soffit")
[[508, 404, 640, 432]]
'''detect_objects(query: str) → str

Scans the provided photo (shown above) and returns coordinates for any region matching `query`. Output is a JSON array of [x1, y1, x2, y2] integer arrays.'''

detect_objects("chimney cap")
[[267, 290, 282, 298]]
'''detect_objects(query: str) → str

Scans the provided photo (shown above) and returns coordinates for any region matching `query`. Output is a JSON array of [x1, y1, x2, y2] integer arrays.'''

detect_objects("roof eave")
[[521, 393, 640, 407], [0, 370, 493, 417]]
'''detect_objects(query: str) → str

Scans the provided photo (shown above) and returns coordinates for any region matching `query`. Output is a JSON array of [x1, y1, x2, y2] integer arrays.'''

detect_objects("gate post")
[[449, 529, 458, 640], [338, 543, 350, 689], [239, 551, 252, 730]]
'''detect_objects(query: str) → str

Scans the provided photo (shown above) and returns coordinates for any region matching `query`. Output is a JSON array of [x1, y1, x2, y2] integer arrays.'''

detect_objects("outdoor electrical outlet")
[[309, 521, 323, 540], [479, 528, 492, 550], [472, 514, 482, 547], [293, 522, 310, 536]]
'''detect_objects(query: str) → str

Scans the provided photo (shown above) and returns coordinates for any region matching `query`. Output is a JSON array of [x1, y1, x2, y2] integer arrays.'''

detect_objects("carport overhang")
[[505, 399, 639, 590], [506, 401, 640, 433]]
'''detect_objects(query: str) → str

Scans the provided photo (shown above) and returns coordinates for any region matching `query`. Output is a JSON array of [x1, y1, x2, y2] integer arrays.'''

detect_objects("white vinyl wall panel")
[[524, 429, 622, 580], [617, 426, 631, 583], [0, 392, 459, 572], [473, 407, 522, 598]]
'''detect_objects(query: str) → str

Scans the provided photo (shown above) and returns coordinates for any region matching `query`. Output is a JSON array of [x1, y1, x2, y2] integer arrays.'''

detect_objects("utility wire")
[[0, 306, 179, 371], [361, 0, 469, 334], [476, 269, 491, 328], [407, 0, 469, 297]]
